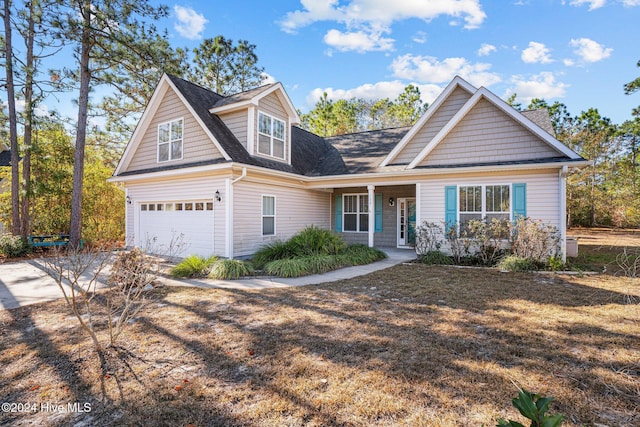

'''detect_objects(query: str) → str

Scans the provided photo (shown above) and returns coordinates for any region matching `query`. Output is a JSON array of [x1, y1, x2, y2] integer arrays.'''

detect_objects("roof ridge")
[[324, 125, 412, 139]]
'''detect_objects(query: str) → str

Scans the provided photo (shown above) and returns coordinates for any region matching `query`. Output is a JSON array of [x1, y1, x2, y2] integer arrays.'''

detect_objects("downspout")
[[225, 167, 247, 259], [559, 166, 568, 263]]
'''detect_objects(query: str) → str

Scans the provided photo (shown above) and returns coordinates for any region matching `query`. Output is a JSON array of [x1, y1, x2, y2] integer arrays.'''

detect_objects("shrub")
[[466, 218, 509, 266], [252, 240, 296, 269], [615, 247, 640, 278], [264, 258, 311, 278], [509, 217, 560, 263], [339, 244, 387, 266], [497, 255, 537, 272], [445, 224, 472, 264], [171, 255, 217, 278], [209, 259, 254, 280], [414, 221, 443, 255], [109, 248, 152, 290], [547, 254, 565, 271], [0, 234, 31, 258], [421, 250, 453, 265], [287, 225, 346, 256]]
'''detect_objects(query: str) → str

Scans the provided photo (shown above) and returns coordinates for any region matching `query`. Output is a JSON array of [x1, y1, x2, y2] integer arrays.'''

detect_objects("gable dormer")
[[210, 83, 300, 165]]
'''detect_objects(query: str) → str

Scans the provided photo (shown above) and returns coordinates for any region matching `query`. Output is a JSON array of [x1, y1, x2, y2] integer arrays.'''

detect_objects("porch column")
[[367, 185, 375, 247]]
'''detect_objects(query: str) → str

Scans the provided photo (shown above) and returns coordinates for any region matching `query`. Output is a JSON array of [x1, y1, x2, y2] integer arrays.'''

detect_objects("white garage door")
[[138, 200, 214, 257]]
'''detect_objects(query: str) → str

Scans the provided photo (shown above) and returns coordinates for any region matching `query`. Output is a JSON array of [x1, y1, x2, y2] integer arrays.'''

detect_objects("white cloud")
[[173, 5, 208, 40], [569, 37, 613, 62], [569, 0, 606, 10], [323, 27, 394, 52], [390, 54, 501, 87], [622, 0, 640, 5], [412, 31, 427, 44], [521, 41, 553, 64], [280, 0, 487, 36], [4, 99, 50, 117], [506, 72, 568, 103], [305, 80, 442, 109], [261, 72, 277, 85], [477, 43, 496, 56]]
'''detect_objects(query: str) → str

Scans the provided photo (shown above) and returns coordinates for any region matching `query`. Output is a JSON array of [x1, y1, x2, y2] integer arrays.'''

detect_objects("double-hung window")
[[262, 195, 276, 236], [158, 118, 183, 162], [343, 194, 368, 232], [258, 112, 286, 159], [459, 184, 510, 230]]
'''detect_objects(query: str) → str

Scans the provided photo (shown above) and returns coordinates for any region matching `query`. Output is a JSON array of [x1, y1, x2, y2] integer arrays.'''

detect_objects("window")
[[262, 195, 275, 236], [158, 118, 183, 162], [343, 194, 368, 232], [258, 112, 286, 159], [459, 185, 510, 230]]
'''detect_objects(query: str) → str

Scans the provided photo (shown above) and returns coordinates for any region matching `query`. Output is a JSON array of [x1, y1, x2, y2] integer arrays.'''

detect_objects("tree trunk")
[[3, 0, 21, 235], [69, 0, 91, 248], [20, 0, 36, 237]]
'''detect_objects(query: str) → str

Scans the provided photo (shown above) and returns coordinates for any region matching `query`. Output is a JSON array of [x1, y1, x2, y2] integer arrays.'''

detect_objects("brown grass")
[[1, 233, 639, 426]]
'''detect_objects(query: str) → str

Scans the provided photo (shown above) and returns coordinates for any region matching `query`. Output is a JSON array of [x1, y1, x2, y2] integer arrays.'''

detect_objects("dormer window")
[[258, 112, 285, 159], [158, 118, 183, 162]]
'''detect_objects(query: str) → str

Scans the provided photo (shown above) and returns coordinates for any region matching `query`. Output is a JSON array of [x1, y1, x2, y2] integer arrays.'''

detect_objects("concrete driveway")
[[0, 248, 416, 311]]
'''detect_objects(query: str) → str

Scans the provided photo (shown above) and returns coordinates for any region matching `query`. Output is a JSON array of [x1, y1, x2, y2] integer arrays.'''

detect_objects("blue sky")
[[159, 0, 639, 125]]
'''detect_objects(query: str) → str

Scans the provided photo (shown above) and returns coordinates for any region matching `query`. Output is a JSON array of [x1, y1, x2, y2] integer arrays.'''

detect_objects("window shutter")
[[445, 186, 457, 231], [512, 183, 527, 218], [375, 194, 383, 232], [334, 194, 342, 232]]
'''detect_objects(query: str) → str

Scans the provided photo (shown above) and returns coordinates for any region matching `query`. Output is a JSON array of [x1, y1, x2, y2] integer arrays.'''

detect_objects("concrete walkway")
[[0, 248, 416, 310]]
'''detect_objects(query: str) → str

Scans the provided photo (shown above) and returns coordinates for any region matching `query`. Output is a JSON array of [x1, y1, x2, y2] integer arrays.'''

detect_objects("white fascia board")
[[380, 75, 477, 167], [108, 162, 234, 183]]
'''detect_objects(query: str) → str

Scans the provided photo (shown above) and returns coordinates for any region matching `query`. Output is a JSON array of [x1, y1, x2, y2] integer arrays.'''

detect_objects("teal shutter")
[[444, 186, 457, 231], [334, 194, 343, 232], [374, 194, 383, 232], [512, 183, 527, 218]]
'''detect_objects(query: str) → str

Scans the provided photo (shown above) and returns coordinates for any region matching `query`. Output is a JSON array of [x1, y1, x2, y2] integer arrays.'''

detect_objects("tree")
[[53, 0, 172, 247], [388, 84, 428, 127], [190, 35, 265, 96], [2, 0, 20, 235]]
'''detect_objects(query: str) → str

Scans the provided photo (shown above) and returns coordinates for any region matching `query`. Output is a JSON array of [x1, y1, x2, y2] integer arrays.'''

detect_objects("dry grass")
[[1, 233, 639, 426]]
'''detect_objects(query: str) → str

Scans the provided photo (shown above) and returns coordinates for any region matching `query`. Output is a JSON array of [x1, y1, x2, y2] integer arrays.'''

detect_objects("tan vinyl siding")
[[419, 98, 561, 167], [393, 87, 472, 164], [124, 176, 228, 257], [254, 92, 290, 163], [418, 169, 561, 228], [219, 109, 248, 149], [124, 89, 224, 173], [232, 181, 330, 257]]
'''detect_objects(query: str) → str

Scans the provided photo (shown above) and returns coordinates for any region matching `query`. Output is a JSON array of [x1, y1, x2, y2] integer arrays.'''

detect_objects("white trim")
[[559, 166, 567, 262], [247, 106, 256, 155], [367, 185, 375, 247], [156, 117, 184, 163], [380, 76, 477, 167], [457, 183, 512, 225], [341, 193, 369, 233], [407, 87, 582, 169], [261, 194, 276, 236], [257, 111, 286, 160], [415, 183, 421, 245], [225, 178, 232, 258]]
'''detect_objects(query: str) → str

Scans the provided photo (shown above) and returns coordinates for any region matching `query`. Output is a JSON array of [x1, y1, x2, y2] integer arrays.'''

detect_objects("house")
[[109, 74, 588, 261]]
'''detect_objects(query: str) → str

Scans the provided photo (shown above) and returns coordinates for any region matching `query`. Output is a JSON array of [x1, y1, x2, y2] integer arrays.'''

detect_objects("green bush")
[[0, 234, 31, 258], [171, 255, 217, 278], [287, 225, 346, 256], [252, 240, 296, 269], [497, 255, 537, 272], [209, 259, 254, 280], [421, 250, 453, 265], [264, 257, 311, 278], [339, 244, 387, 266]]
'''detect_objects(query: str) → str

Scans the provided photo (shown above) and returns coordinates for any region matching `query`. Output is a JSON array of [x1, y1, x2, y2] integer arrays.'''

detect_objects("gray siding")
[[219, 109, 248, 149], [419, 98, 560, 167], [233, 181, 330, 257], [332, 185, 416, 247], [393, 87, 472, 164], [125, 89, 224, 173]]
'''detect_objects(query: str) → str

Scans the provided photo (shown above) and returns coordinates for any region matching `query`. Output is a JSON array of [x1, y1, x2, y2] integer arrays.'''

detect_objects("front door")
[[397, 198, 416, 247]]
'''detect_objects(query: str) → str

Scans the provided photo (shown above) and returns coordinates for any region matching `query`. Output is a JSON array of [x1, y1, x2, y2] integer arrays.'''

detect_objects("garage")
[[138, 200, 214, 257]]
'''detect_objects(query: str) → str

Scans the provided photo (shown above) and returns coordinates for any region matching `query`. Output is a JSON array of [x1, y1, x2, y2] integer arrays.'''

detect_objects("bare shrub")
[[466, 218, 510, 266], [414, 221, 443, 256], [445, 223, 472, 264], [616, 247, 640, 278], [509, 217, 560, 263]]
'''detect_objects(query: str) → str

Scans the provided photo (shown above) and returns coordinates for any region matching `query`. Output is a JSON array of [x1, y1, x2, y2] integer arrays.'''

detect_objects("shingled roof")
[[0, 150, 11, 168]]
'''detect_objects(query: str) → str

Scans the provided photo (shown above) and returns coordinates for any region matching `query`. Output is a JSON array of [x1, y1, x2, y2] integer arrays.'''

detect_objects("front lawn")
[[1, 262, 638, 426]]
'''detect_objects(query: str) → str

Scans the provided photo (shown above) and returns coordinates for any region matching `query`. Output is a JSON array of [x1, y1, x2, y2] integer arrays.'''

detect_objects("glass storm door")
[[397, 198, 416, 247]]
